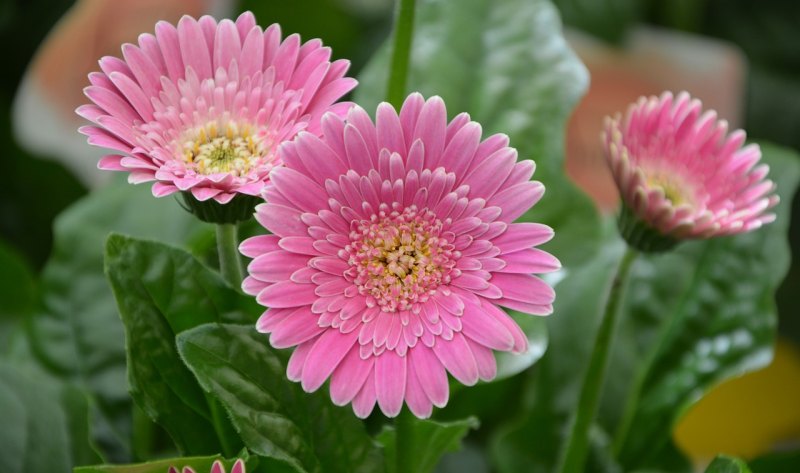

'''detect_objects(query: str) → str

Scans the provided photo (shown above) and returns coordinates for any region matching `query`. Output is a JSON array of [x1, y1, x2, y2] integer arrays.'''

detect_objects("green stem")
[[395, 409, 413, 473], [386, 0, 417, 108], [216, 223, 244, 287], [209, 397, 235, 457], [556, 247, 638, 473]]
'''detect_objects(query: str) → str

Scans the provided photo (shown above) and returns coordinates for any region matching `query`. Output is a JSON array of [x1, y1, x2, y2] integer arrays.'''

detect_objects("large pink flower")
[[241, 94, 560, 418], [603, 91, 778, 249], [78, 12, 356, 204]]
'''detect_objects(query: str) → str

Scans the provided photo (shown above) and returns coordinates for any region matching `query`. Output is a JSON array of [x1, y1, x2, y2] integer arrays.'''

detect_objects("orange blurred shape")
[[31, 0, 206, 122], [564, 27, 746, 212]]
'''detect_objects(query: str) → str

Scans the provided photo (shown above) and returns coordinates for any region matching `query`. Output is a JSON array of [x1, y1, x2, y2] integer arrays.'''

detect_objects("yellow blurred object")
[[674, 338, 800, 463]]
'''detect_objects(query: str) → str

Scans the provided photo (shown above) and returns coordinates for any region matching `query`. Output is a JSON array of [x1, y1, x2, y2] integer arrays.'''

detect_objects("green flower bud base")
[[617, 204, 680, 253], [181, 192, 261, 224]]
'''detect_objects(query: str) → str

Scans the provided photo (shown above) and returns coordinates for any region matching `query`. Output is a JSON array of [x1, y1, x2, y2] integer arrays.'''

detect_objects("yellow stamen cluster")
[[645, 169, 694, 207], [182, 122, 265, 176]]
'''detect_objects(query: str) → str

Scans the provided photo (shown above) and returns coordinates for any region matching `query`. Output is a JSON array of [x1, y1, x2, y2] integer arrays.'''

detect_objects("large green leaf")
[[356, 0, 597, 379], [356, 0, 597, 265], [0, 238, 36, 352], [613, 144, 800, 469], [104, 234, 258, 455], [176, 323, 384, 473], [28, 182, 211, 461], [492, 143, 800, 472], [376, 416, 478, 473], [749, 450, 800, 472], [705, 455, 752, 473], [0, 361, 103, 473]]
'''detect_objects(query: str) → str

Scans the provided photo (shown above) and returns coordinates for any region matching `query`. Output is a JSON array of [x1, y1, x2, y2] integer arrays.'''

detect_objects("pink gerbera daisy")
[[77, 12, 356, 220], [603, 91, 778, 251], [240, 94, 560, 418]]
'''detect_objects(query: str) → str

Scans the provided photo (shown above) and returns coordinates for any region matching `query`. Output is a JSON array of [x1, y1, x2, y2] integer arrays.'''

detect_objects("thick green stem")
[[556, 247, 638, 473], [209, 397, 235, 457], [216, 223, 243, 287], [386, 0, 417, 108], [395, 409, 413, 473]]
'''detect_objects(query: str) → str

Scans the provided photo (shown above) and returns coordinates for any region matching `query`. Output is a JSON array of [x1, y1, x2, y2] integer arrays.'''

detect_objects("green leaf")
[[355, 0, 597, 377], [613, 144, 800, 469], [0, 238, 36, 352], [176, 323, 384, 473], [0, 361, 71, 473], [74, 452, 250, 473], [551, 0, 642, 44], [705, 455, 752, 473], [28, 182, 211, 461], [377, 416, 478, 473], [104, 234, 258, 455], [356, 0, 597, 264], [749, 450, 800, 472]]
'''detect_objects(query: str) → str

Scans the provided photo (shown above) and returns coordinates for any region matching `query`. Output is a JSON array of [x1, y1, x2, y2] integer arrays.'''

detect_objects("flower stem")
[[216, 223, 243, 287], [386, 0, 417, 109], [556, 247, 638, 473], [395, 409, 413, 472]]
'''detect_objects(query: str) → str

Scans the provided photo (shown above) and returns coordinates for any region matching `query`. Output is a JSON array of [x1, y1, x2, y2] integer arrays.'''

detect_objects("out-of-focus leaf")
[[356, 0, 596, 377], [553, 0, 642, 43], [28, 182, 211, 461], [0, 101, 87, 270], [177, 323, 384, 473], [705, 455, 752, 473], [104, 234, 257, 455], [377, 416, 478, 473], [749, 450, 800, 473], [0, 238, 35, 350], [0, 361, 99, 473], [613, 144, 800, 469]]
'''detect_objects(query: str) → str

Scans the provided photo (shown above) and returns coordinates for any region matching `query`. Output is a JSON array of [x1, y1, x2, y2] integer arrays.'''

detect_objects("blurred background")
[[1, 0, 799, 468]]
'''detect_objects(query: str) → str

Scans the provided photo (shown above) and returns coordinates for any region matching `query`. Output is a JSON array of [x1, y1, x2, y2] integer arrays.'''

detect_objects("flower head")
[[603, 91, 778, 251], [241, 94, 560, 418], [168, 459, 244, 473], [77, 12, 356, 214]]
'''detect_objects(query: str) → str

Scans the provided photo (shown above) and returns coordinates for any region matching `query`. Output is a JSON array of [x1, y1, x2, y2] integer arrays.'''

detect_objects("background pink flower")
[[78, 11, 356, 204], [603, 91, 778, 243], [241, 94, 560, 418]]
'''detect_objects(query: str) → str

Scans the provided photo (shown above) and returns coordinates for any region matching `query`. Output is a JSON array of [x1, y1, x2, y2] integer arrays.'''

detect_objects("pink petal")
[[375, 351, 407, 417], [460, 302, 514, 351], [493, 223, 555, 253], [352, 371, 377, 418], [330, 347, 374, 406], [408, 345, 448, 407], [257, 281, 317, 308], [301, 329, 359, 392], [432, 332, 479, 386]]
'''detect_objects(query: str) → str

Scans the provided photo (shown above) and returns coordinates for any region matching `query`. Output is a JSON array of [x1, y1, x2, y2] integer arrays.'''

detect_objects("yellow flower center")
[[645, 170, 694, 207], [182, 122, 265, 176]]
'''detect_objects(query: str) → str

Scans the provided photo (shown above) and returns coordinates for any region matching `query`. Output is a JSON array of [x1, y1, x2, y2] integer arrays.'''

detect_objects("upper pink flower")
[[603, 91, 778, 245], [241, 94, 560, 418], [78, 12, 356, 204]]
